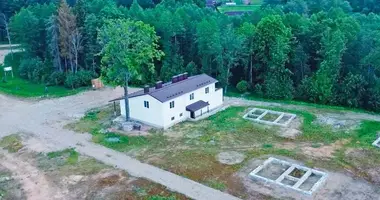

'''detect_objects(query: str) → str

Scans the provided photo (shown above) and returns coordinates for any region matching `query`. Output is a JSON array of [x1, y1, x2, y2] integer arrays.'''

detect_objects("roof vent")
[[155, 81, 163, 89], [144, 85, 149, 93], [172, 75, 179, 83]]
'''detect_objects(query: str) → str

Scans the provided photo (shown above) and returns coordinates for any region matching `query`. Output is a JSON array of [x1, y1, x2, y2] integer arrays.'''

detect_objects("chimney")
[[155, 81, 163, 89], [183, 72, 188, 80], [178, 73, 184, 81], [172, 75, 178, 83], [144, 85, 149, 93]]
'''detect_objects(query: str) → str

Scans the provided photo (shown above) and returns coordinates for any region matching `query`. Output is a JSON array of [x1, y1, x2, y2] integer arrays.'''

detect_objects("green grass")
[[350, 120, 380, 148], [257, 106, 351, 144], [204, 179, 227, 191], [47, 148, 79, 165], [0, 52, 86, 98], [226, 87, 377, 114], [0, 134, 23, 153], [218, 5, 260, 13], [147, 196, 177, 200], [93, 132, 149, 152]]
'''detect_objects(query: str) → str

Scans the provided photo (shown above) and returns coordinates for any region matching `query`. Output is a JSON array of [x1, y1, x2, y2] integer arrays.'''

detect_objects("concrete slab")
[[243, 108, 296, 127], [372, 137, 380, 148], [249, 157, 327, 195]]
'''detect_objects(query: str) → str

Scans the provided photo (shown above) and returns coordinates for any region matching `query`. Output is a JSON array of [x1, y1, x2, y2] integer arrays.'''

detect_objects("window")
[[171, 116, 175, 121], [144, 101, 149, 108], [190, 93, 194, 100], [179, 113, 183, 117], [205, 87, 209, 94], [170, 101, 175, 108]]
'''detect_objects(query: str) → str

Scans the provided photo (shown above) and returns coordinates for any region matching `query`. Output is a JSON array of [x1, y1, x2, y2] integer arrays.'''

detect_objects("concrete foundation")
[[249, 157, 327, 195], [372, 137, 380, 148], [243, 108, 296, 127]]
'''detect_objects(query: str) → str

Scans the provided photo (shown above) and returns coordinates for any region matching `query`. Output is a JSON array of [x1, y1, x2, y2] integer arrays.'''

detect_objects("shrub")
[[64, 70, 95, 89], [253, 84, 264, 97], [48, 71, 66, 86], [236, 80, 249, 93], [64, 72, 81, 89], [76, 70, 94, 86], [19, 57, 50, 83]]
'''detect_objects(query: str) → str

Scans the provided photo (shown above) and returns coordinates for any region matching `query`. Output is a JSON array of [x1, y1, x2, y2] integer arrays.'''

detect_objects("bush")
[[76, 70, 94, 86], [236, 80, 249, 93], [64, 70, 95, 89], [48, 71, 66, 86], [253, 84, 264, 97], [19, 57, 50, 83]]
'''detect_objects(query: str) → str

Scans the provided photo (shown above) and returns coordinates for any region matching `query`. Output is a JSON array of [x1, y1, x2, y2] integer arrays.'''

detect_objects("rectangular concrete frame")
[[243, 108, 296, 127], [249, 157, 328, 195], [372, 137, 380, 148]]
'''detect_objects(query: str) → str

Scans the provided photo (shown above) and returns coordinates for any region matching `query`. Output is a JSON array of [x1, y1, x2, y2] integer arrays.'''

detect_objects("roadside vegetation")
[[0, 53, 85, 97], [0, 134, 23, 153]]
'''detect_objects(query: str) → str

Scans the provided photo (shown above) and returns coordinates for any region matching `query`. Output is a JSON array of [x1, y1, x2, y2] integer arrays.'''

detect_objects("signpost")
[[4, 66, 13, 78]]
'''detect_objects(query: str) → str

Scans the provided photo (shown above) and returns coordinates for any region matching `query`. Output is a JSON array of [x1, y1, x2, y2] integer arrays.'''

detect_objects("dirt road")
[[0, 88, 241, 200]]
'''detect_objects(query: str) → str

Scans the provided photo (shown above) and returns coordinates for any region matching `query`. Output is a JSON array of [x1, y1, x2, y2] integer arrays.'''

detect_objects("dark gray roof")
[[186, 100, 210, 112], [109, 74, 218, 103]]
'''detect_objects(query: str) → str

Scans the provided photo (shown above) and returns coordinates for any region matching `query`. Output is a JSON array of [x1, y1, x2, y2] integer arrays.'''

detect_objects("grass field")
[[217, 0, 262, 13], [218, 5, 261, 13], [0, 52, 85, 98]]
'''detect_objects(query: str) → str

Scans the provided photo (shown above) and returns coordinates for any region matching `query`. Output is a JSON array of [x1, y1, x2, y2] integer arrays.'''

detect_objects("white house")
[[110, 73, 224, 129]]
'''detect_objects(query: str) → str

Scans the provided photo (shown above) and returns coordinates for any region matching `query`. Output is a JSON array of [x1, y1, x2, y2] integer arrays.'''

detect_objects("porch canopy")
[[186, 100, 210, 112]]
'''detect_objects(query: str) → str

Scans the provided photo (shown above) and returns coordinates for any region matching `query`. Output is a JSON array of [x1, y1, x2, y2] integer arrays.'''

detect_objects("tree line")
[[0, 0, 379, 112]]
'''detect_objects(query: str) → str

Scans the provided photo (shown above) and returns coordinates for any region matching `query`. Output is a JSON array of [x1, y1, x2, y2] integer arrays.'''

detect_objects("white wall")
[[120, 94, 164, 128], [161, 83, 223, 129], [120, 82, 224, 129]]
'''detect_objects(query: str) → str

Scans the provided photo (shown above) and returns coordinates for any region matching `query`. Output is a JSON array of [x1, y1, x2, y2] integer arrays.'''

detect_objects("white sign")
[[4, 67, 12, 72]]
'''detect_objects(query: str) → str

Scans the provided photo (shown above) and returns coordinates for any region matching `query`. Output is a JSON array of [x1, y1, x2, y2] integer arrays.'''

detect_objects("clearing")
[[67, 95, 380, 199]]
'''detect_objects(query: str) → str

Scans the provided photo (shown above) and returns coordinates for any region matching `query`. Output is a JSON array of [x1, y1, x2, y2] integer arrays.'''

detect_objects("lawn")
[[218, 5, 261, 13], [217, 0, 262, 13], [0, 52, 86, 98]]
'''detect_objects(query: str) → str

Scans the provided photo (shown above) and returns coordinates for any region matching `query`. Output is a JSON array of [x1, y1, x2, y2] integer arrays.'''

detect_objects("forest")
[[0, 0, 379, 112]]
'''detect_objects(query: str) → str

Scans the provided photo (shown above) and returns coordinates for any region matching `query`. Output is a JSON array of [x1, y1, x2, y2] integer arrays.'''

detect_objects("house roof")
[[109, 74, 218, 103], [186, 100, 210, 112]]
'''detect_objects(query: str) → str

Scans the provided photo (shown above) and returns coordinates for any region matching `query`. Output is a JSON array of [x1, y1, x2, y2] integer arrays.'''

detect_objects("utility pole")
[[0, 13, 13, 60]]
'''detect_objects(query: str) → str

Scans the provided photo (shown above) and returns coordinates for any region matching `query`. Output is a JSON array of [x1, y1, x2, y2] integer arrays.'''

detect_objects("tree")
[[313, 29, 346, 103], [46, 15, 62, 72], [217, 25, 244, 93], [237, 22, 256, 84], [70, 28, 83, 73], [254, 15, 294, 99], [58, 0, 77, 72], [98, 19, 164, 121], [0, 13, 13, 59], [9, 8, 39, 54]]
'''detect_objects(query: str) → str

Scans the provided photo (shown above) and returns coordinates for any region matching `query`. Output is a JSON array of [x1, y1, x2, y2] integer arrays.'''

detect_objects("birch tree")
[[0, 13, 13, 59]]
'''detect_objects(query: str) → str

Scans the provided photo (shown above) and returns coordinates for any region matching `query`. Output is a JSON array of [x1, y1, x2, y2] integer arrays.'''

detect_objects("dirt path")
[[0, 88, 241, 200], [0, 150, 65, 200]]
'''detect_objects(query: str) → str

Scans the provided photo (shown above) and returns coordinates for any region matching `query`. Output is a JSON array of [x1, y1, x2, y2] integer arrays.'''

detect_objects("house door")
[[190, 111, 195, 119]]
